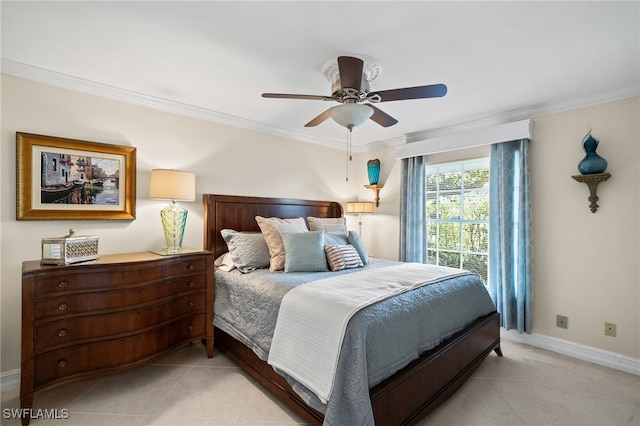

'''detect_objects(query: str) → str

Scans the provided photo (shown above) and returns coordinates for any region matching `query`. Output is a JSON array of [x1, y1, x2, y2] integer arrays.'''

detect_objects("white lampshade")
[[149, 169, 196, 201], [346, 201, 374, 214], [329, 104, 374, 129]]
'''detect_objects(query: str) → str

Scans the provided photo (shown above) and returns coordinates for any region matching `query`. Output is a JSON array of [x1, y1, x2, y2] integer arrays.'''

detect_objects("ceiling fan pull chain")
[[346, 128, 351, 181]]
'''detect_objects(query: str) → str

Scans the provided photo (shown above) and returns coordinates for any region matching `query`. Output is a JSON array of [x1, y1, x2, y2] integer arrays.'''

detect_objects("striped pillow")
[[324, 245, 363, 272]]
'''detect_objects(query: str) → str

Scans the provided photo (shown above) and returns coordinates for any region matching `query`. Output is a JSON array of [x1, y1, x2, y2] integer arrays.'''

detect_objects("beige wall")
[[529, 98, 639, 358], [0, 76, 369, 372], [1, 75, 638, 375]]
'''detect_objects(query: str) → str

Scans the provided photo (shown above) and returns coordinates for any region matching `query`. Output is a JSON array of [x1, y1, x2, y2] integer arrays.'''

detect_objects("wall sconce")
[[346, 201, 374, 236], [149, 169, 196, 254], [571, 173, 611, 213], [571, 130, 611, 213], [365, 158, 383, 206], [364, 184, 383, 207]]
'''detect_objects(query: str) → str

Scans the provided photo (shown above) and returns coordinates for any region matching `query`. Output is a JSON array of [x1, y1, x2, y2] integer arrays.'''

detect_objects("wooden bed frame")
[[203, 194, 502, 425]]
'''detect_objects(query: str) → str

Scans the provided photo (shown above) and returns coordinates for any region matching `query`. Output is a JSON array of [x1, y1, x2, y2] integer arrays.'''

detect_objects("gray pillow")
[[220, 229, 270, 273], [348, 231, 369, 265], [281, 231, 329, 272], [324, 232, 349, 246]]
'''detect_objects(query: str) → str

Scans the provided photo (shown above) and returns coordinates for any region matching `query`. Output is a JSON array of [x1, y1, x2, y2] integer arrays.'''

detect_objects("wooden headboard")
[[203, 194, 343, 259]]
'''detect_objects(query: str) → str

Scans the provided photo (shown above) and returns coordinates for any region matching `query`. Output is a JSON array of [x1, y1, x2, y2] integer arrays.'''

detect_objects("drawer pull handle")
[[57, 329, 68, 337], [57, 359, 67, 368], [187, 281, 195, 288], [58, 303, 67, 311], [187, 301, 194, 307], [58, 280, 68, 288], [188, 324, 194, 331], [188, 264, 195, 271]]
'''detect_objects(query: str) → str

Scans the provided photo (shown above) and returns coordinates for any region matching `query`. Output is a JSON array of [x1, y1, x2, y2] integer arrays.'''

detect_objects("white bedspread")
[[267, 263, 468, 403]]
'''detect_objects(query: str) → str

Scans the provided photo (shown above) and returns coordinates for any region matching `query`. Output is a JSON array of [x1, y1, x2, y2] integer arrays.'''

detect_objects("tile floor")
[[2, 339, 638, 425]]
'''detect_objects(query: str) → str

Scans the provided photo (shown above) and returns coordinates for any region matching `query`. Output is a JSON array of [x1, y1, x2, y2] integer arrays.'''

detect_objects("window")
[[426, 158, 489, 284]]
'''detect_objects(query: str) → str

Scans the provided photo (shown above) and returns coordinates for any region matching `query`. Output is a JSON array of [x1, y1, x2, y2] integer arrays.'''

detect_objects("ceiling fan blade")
[[304, 109, 332, 127], [262, 93, 335, 101], [337, 56, 364, 91], [365, 103, 398, 127], [374, 84, 447, 102]]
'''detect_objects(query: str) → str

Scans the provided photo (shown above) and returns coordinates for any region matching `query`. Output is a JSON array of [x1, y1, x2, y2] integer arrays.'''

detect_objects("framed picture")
[[16, 132, 136, 220]]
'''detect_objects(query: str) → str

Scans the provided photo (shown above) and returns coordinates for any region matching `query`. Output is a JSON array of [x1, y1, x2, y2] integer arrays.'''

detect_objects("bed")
[[203, 193, 502, 426]]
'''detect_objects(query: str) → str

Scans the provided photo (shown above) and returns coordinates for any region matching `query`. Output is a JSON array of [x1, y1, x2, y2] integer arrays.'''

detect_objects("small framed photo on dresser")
[[16, 132, 136, 220]]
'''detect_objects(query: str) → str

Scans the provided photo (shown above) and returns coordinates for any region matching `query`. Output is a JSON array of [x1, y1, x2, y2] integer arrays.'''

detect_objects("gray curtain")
[[400, 155, 427, 262], [489, 139, 532, 333]]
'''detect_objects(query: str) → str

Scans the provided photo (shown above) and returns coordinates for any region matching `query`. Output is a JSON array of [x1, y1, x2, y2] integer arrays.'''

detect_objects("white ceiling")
[[2, 1, 638, 151]]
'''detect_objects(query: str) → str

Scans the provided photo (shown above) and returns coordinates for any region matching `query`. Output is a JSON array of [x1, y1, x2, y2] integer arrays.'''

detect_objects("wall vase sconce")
[[365, 158, 383, 206], [571, 130, 611, 213], [571, 173, 611, 213], [367, 159, 380, 184]]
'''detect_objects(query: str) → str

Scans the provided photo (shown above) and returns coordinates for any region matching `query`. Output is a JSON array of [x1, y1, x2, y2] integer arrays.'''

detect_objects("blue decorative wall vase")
[[578, 132, 607, 175], [367, 159, 380, 184]]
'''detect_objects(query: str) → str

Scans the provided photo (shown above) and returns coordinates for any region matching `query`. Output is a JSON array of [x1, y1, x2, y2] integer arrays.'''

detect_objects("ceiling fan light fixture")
[[329, 104, 373, 129]]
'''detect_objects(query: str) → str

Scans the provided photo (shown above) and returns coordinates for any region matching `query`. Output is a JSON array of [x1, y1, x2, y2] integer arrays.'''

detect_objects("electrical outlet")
[[605, 322, 617, 337], [556, 315, 568, 329]]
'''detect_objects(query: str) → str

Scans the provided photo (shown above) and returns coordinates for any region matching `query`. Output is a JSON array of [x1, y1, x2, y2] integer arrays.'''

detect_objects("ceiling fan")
[[262, 55, 447, 129]]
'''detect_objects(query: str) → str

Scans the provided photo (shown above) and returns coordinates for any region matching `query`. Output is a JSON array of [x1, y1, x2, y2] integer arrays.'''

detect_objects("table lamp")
[[149, 169, 195, 254]]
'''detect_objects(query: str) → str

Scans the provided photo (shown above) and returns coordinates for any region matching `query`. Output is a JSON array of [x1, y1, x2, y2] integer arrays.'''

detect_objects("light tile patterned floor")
[[2, 339, 638, 425]]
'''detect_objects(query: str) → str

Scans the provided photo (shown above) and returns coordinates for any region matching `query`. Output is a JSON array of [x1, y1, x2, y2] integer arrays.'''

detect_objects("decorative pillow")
[[220, 229, 270, 273], [307, 216, 347, 235], [324, 245, 364, 272], [214, 252, 235, 272], [255, 216, 308, 271], [281, 231, 329, 273], [324, 232, 349, 246], [348, 231, 369, 265]]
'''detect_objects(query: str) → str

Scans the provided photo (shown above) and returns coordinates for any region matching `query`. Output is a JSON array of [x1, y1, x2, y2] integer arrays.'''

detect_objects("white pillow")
[[307, 216, 347, 235], [214, 252, 235, 272]]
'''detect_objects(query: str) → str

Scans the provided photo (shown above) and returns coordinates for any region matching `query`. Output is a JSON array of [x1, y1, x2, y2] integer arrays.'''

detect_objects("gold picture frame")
[[16, 132, 136, 220]]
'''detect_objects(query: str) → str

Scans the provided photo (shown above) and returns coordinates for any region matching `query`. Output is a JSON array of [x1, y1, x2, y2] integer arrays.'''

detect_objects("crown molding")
[[3, 59, 637, 155], [0, 59, 356, 151], [405, 87, 639, 145]]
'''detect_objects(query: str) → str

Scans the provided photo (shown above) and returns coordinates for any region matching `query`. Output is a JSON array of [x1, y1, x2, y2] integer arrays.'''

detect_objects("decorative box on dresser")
[[20, 250, 214, 425]]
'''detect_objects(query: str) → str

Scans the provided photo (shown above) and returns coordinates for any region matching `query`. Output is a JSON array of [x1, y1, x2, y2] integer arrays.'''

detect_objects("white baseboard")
[[1, 369, 20, 394], [2, 332, 637, 394], [501, 329, 640, 376]]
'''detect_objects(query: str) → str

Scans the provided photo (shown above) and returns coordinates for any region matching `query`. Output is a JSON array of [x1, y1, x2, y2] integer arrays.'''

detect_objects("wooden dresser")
[[20, 251, 214, 424]]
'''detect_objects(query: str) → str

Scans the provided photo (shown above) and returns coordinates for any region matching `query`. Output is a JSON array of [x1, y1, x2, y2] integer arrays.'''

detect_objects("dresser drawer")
[[35, 292, 206, 351], [22, 251, 214, 418], [34, 314, 206, 389], [34, 256, 209, 296], [35, 275, 206, 320]]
